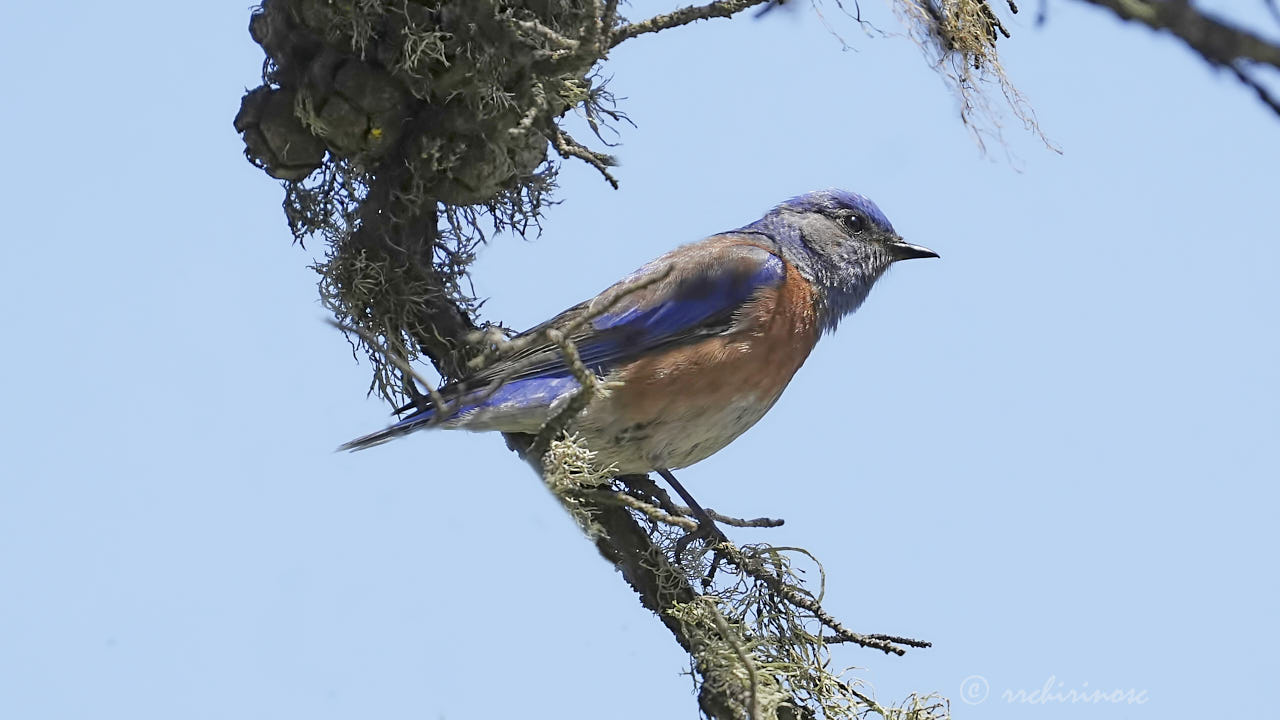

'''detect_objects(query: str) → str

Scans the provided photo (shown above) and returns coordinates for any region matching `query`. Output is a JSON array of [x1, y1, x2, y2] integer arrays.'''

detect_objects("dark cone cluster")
[[236, 0, 612, 203], [237, 0, 622, 403], [234, 86, 327, 180]]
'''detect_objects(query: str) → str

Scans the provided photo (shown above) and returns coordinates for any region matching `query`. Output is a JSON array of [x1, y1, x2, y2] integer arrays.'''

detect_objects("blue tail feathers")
[[337, 406, 437, 452], [337, 375, 582, 452]]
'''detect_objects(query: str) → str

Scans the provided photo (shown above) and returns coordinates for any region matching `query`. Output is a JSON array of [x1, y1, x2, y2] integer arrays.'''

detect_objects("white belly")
[[573, 391, 781, 474]]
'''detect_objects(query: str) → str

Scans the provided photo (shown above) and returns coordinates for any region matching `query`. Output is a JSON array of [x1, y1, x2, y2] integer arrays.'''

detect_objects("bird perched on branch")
[[342, 189, 935, 505]]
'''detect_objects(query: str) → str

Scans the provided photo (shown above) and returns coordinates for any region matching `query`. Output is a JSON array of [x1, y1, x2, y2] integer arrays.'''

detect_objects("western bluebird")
[[341, 189, 936, 481]]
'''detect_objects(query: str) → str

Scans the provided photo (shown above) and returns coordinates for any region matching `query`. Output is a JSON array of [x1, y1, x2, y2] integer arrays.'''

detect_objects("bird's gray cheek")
[[799, 219, 836, 250]]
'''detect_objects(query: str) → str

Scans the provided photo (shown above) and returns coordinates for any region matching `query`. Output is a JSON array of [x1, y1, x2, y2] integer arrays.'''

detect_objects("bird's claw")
[[655, 468, 731, 587], [673, 515, 728, 559], [672, 514, 731, 589]]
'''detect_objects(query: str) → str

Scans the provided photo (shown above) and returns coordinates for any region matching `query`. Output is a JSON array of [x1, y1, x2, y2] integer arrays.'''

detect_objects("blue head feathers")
[[732, 188, 925, 333], [779, 189, 896, 235]]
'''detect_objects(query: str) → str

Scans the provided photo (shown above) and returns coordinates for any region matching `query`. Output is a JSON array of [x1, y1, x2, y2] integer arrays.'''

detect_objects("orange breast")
[[599, 256, 821, 445]]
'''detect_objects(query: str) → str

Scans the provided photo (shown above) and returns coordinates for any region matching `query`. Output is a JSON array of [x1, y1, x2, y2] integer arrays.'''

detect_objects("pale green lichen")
[[667, 553, 951, 720], [541, 433, 617, 537]]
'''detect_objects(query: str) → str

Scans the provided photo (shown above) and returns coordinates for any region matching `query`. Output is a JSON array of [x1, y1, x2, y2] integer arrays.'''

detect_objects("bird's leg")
[[657, 468, 728, 572], [656, 468, 724, 540], [617, 474, 683, 517]]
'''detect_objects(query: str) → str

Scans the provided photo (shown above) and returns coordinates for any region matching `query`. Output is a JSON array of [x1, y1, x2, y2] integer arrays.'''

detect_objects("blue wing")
[[471, 239, 783, 385], [339, 238, 784, 451]]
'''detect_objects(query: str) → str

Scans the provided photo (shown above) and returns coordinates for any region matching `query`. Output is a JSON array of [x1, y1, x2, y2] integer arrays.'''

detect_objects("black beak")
[[886, 239, 939, 261]]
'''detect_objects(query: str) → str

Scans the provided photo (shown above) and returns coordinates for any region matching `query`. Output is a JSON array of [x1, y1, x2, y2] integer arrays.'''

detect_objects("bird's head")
[[751, 188, 937, 331]]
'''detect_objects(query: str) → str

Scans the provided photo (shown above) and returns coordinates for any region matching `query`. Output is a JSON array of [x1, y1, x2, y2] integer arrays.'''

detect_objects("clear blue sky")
[[2, 2, 1276, 718]]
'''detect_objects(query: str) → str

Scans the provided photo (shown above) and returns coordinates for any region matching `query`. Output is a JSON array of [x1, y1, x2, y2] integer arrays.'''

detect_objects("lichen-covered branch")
[[1078, 0, 1280, 68], [552, 129, 619, 188], [610, 0, 776, 47], [529, 442, 945, 719], [502, 322, 938, 718]]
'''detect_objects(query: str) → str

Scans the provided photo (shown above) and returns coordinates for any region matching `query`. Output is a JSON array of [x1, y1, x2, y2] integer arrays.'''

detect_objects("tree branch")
[[1075, 0, 1280, 117], [1076, 0, 1280, 69], [611, 0, 776, 47], [1229, 60, 1280, 116]]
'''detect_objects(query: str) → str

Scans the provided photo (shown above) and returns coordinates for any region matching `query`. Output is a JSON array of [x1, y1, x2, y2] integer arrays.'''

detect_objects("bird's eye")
[[839, 213, 866, 235]]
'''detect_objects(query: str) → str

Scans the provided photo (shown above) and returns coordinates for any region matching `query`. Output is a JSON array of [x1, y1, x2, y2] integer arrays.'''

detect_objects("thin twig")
[[823, 633, 933, 649], [552, 129, 619, 188], [610, 0, 775, 47], [617, 473, 686, 516], [718, 544, 915, 655], [704, 509, 785, 529], [528, 329, 604, 458], [466, 265, 672, 373], [1230, 60, 1280, 117], [327, 319, 453, 424], [842, 683, 883, 714], [866, 632, 933, 648], [591, 488, 700, 531], [561, 265, 673, 338], [452, 265, 675, 424]]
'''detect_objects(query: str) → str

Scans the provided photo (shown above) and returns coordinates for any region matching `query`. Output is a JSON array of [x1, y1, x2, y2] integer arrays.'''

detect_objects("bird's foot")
[[657, 468, 731, 588], [673, 513, 728, 558], [674, 516, 729, 590]]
